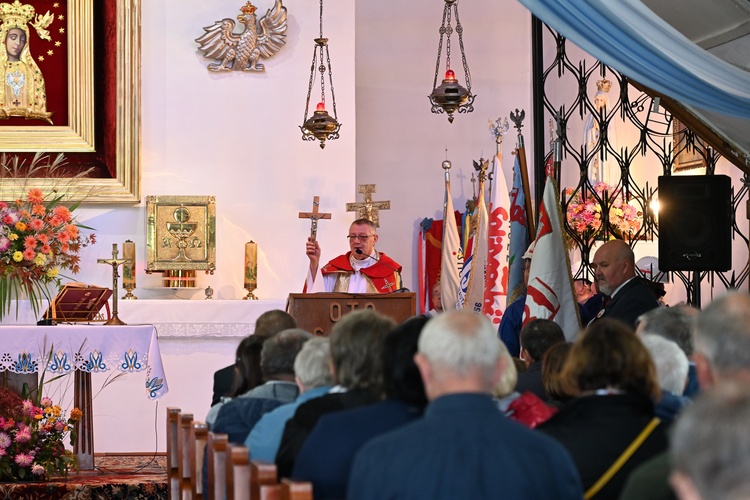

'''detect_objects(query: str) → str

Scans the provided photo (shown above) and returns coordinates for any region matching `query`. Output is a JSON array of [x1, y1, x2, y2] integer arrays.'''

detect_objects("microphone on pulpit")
[[355, 249, 410, 293]]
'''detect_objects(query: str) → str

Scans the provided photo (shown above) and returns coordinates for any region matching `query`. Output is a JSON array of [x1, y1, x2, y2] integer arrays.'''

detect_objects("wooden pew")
[[251, 461, 279, 500], [280, 478, 313, 500], [207, 432, 228, 500], [248, 461, 312, 500], [167, 407, 182, 500], [190, 422, 209, 500], [177, 413, 194, 500], [226, 443, 251, 500]]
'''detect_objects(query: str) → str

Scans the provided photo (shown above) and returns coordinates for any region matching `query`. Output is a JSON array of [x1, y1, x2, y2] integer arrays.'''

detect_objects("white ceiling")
[[639, 0, 750, 170], [642, 0, 750, 70]]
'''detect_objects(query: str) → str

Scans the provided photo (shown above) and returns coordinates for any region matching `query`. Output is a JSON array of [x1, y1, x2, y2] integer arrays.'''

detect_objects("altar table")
[[0, 324, 168, 470]]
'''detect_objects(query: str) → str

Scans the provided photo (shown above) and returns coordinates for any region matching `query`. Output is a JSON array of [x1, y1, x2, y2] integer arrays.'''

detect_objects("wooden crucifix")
[[346, 184, 390, 228], [299, 196, 331, 242]]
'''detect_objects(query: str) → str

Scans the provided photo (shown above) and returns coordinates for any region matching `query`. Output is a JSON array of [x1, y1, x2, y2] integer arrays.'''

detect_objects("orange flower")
[[29, 219, 44, 231], [52, 206, 72, 224], [24, 236, 37, 249], [56, 231, 70, 244], [27, 188, 44, 204], [70, 408, 83, 421], [37, 233, 49, 244], [14, 221, 27, 231], [31, 204, 46, 216], [23, 248, 35, 261], [64, 224, 79, 239]]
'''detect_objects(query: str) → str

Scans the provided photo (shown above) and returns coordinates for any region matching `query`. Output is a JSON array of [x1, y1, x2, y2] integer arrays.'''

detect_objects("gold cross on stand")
[[299, 196, 331, 243], [346, 184, 390, 227], [97, 243, 131, 325]]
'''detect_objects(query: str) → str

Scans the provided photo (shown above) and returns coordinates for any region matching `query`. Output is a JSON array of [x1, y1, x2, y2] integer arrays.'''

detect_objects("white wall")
[[355, 0, 533, 296], [74, 0, 358, 301], [43, 0, 533, 453]]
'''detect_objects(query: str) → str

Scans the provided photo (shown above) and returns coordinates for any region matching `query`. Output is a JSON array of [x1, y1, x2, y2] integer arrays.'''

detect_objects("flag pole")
[[510, 109, 536, 241]]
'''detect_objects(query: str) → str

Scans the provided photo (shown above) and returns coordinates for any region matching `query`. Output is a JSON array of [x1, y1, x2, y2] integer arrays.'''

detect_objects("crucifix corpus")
[[299, 196, 331, 243], [346, 184, 390, 228]]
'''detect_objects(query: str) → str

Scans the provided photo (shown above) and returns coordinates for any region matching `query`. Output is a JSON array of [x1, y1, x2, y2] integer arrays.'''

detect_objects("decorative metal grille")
[[532, 22, 749, 306]]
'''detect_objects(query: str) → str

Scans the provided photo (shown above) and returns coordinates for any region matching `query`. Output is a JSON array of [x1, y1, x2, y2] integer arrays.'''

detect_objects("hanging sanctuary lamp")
[[429, 0, 475, 123], [300, 0, 340, 148]]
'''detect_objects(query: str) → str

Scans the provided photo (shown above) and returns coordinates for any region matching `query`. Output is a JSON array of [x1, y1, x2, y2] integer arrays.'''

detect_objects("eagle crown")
[[240, 2, 257, 15]]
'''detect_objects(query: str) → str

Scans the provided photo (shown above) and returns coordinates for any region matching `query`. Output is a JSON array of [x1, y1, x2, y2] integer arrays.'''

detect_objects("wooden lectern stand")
[[287, 293, 417, 335]]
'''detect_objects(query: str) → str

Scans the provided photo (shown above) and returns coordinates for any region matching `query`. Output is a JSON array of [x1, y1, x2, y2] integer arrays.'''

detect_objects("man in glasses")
[[304, 218, 403, 293]]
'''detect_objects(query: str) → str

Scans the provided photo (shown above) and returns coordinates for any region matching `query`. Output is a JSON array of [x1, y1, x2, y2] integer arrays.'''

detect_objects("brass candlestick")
[[97, 243, 131, 326], [122, 284, 137, 300], [244, 285, 258, 300]]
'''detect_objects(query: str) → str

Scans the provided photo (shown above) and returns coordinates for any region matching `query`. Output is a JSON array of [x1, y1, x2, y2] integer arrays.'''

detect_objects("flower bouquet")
[[0, 387, 81, 481], [564, 182, 642, 241], [0, 157, 96, 320]]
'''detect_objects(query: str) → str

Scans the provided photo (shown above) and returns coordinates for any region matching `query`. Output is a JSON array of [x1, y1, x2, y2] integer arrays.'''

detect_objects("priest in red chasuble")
[[304, 218, 403, 293]]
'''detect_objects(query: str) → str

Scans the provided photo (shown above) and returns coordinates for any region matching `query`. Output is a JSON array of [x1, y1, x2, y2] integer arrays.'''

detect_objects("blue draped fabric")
[[518, 0, 750, 118]]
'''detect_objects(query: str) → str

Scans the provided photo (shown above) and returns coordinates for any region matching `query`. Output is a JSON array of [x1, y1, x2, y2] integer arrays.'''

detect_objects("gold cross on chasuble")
[[346, 184, 390, 227]]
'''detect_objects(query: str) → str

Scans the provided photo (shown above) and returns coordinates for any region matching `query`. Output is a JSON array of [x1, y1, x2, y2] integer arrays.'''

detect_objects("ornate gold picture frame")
[[146, 196, 217, 273], [0, 0, 141, 203]]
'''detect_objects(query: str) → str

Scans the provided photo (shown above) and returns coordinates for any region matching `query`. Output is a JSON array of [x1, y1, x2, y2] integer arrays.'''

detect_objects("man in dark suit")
[[347, 311, 583, 500], [591, 239, 659, 329]]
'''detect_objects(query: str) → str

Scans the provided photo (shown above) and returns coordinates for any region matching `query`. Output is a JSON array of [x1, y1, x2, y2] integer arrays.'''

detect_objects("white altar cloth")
[[0, 324, 168, 399]]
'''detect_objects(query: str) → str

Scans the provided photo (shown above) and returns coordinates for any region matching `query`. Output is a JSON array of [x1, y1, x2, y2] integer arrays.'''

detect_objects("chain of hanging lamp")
[[300, 0, 340, 148], [429, 0, 475, 123]]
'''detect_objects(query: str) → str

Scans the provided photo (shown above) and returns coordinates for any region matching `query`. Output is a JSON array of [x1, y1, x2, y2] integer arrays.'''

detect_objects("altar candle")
[[244, 241, 257, 288], [123, 240, 136, 288]]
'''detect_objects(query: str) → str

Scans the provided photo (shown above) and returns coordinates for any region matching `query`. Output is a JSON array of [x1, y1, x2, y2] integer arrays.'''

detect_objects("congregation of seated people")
[[198, 290, 750, 500]]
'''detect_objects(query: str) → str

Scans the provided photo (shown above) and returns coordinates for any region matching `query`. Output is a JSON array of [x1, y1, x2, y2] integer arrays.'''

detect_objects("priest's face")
[[348, 222, 378, 260]]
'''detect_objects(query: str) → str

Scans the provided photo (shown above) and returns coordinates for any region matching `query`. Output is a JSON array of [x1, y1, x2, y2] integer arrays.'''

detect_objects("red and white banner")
[[523, 177, 581, 339], [482, 153, 511, 325]]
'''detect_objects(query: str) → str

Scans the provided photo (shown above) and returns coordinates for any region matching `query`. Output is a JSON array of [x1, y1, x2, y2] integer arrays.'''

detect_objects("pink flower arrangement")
[[0, 188, 96, 320], [564, 183, 642, 240], [0, 388, 81, 481]]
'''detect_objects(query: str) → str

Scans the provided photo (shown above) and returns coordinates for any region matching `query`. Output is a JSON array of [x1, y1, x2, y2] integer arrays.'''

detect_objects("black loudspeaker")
[[658, 175, 732, 271]]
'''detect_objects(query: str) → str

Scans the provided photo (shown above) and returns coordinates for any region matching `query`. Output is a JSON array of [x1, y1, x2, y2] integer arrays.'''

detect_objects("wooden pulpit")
[[287, 293, 417, 335]]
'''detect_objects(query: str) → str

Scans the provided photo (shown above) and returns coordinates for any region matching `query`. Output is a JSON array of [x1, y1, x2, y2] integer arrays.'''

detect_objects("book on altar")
[[42, 283, 112, 324]]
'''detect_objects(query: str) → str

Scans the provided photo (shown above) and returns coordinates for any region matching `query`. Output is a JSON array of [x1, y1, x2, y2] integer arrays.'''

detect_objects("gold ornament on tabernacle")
[[195, 0, 287, 72], [146, 195, 216, 276]]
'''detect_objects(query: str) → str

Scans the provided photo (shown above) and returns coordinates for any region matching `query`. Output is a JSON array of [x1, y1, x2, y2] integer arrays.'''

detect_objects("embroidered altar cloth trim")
[[0, 324, 168, 399]]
